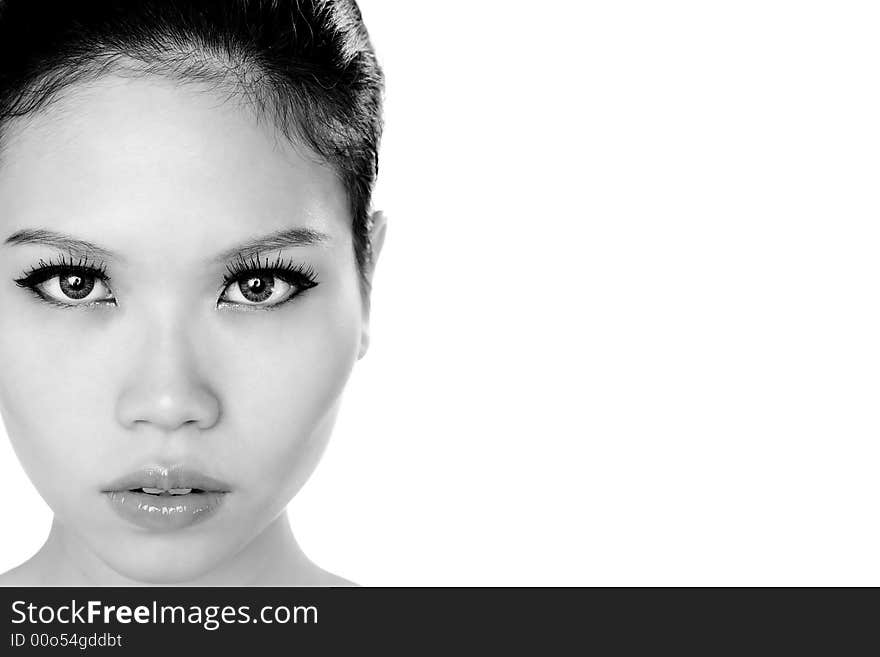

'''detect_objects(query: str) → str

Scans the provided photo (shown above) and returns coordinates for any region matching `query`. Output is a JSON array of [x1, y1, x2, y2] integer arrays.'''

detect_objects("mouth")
[[128, 486, 206, 496], [101, 465, 231, 531], [102, 465, 232, 494]]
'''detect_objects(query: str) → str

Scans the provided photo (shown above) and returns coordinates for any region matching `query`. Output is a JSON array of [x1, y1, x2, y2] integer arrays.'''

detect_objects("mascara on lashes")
[[12, 251, 320, 311]]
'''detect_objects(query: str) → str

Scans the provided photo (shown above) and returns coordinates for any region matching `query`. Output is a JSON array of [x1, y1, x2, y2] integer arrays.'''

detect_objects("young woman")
[[0, 0, 385, 586]]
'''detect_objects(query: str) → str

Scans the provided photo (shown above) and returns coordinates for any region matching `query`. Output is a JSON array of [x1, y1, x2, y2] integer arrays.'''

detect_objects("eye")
[[13, 256, 115, 309], [218, 254, 319, 311], [220, 272, 297, 307]]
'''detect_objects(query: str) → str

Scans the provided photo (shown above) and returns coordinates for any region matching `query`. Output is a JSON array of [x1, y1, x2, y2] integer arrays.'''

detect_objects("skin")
[[0, 73, 386, 585]]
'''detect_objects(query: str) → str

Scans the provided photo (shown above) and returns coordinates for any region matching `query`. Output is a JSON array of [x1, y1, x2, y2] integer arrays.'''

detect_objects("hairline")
[[0, 50, 374, 300], [0, 49, 329, 164]]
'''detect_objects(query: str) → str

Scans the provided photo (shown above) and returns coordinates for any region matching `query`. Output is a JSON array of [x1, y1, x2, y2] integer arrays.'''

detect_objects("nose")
[[115, 309, 221, 433]]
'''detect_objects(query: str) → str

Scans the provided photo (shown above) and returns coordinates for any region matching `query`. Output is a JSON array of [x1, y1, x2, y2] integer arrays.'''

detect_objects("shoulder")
[[293, 566, 359, 587], [312, 570, 359, 587], [0, 561, 43, 586], [273, 560, 359, 587]]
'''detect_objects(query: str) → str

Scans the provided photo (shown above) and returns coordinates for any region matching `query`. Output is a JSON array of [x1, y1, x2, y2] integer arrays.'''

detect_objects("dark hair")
[[0, 0, 384, 297]]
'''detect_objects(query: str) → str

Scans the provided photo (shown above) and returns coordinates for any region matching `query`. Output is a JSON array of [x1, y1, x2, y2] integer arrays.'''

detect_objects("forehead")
[[0, 74, 350, 262]]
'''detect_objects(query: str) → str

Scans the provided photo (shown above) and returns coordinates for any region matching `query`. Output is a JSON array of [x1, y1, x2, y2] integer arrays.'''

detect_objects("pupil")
[[238, 274, 274, 302], [60, 273, 95, 300]]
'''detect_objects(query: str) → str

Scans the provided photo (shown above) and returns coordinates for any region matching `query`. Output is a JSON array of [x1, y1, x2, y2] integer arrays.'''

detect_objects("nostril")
[[115, 382, 221, 432]]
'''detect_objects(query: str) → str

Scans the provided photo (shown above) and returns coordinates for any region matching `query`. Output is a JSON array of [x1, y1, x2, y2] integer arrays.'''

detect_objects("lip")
[[101, 465, 231, 532]]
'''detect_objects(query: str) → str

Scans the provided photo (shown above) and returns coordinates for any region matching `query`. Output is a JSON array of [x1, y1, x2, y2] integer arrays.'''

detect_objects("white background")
[[2, 1, 880, 585]]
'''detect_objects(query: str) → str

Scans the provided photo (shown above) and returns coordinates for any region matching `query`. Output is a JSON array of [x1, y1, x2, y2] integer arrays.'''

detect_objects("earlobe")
[[358, 210, 387, 361]]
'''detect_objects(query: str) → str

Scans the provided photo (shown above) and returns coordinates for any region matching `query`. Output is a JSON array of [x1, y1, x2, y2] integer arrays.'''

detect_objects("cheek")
[[0, 311, 110, 502], [0, 268, 363, 516], [209, 292, 363, 492]]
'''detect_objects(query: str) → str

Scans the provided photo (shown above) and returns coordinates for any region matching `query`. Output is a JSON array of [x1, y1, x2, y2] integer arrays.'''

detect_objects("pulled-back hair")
[[0, 0, 384, 295]]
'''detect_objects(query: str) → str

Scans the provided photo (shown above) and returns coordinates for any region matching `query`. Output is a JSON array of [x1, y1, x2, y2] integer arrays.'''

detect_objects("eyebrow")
[[3, 227, 331, 264], [3, 228, 121, 261], [209, 227, 330, 264]]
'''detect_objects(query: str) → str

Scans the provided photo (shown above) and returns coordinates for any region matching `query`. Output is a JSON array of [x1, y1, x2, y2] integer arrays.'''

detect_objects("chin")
[[86, 530, 245, 585]]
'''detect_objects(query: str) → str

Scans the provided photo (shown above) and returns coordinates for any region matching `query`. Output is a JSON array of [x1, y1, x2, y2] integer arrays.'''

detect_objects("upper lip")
[[101, 465, 232, 493]]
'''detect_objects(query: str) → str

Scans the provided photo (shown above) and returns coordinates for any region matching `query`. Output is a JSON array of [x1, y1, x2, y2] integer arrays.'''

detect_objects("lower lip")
[[103, 490, 227, 531]]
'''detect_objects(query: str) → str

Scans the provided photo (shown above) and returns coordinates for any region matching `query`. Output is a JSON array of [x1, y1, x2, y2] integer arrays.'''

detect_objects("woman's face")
[[0, 75, 367, 582]]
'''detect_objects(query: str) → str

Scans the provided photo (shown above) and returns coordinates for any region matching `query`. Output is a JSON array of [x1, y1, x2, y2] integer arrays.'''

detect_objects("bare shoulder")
[[276, 561, 358, 587], [0, 560, 43, 586], [312, 570, 359, 587]]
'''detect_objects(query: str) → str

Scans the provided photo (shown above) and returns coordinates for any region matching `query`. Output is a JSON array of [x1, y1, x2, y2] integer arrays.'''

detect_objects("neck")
[[33, 512, 315, 586]]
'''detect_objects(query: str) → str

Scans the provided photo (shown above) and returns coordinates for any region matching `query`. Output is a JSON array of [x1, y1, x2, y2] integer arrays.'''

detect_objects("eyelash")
[[219, 253, 320, 311], [13, 252, 320, 312], [13, 254, 111, 310]]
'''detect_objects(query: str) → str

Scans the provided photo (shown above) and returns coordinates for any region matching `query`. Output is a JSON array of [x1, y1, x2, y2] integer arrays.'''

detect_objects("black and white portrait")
[[0, 1, 877, 588]]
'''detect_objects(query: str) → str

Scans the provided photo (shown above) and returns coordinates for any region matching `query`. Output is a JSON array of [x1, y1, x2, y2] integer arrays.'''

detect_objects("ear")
[[358, 210, 388, 360]]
